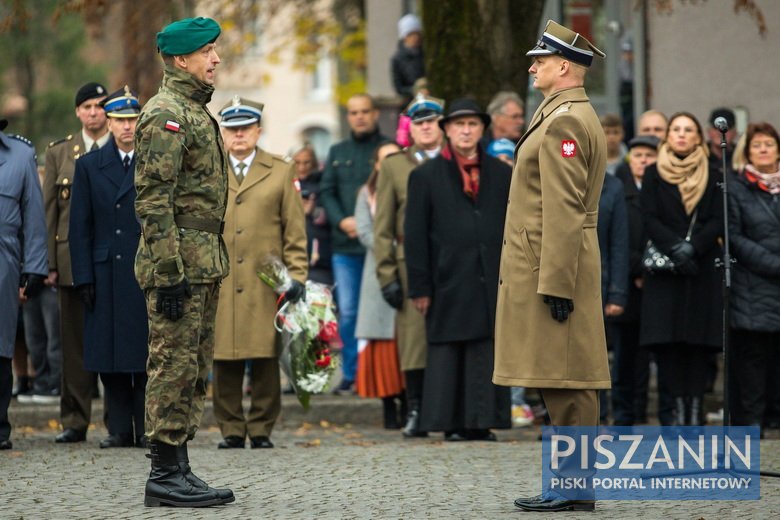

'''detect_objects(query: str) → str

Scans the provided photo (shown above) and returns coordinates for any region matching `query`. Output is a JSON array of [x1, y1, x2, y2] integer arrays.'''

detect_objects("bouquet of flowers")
[[258, 257, 340, 409]]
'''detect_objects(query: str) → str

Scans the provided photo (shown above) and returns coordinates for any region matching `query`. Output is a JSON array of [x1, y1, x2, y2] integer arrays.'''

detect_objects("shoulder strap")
[[753, 190, 780, 227]]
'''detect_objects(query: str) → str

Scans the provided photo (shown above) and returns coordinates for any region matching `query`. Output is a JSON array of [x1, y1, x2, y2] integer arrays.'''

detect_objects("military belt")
[[174, 215, 225, 234]]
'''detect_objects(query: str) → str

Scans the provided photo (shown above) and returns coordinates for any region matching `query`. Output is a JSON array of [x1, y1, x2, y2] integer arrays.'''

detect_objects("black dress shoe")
[[217, 435, 245, 449], [250, 436, 274, 449], [514, 497, 595, 512], [467, 429, 497, 441], [55, 428, 86, 443], [0, 439, 12, 450], [100, 433, 135, 448], [444, 431, 469, 442]]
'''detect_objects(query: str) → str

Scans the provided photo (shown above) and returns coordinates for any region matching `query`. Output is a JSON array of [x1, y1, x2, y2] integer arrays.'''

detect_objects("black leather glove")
[[381, 280, 404, 310], [669, 241, 695, 265], [155, 279, 192, 321], [283, 279, 306, 304], [77, 283, 96, 311], [669, 241, 698, 276], [543, 295, 574, 323], [21, 274, 45, 299]]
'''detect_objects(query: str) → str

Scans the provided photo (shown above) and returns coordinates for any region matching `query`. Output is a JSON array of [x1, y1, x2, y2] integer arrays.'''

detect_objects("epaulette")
[[48, 134, 73, 148], [9, 134, 34, 148], [386, 149, 406, 159]]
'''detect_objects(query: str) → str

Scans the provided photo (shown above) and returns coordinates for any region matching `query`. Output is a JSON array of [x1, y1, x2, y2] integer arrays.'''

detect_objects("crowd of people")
[[2, 13, 779, 502]]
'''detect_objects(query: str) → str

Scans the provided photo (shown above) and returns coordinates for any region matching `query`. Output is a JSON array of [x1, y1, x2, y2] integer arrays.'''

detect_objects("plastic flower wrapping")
[[258, 257, 340, 409]]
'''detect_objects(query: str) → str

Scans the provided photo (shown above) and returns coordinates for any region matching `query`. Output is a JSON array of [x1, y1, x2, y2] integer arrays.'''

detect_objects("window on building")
[[302, 126, 332, 167]]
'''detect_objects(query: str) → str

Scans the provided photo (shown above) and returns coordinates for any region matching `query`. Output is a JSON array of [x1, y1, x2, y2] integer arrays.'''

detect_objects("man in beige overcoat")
[[213, 97, 307, 449], [374, 94, 444, 437], [492, 21, 610, 512]]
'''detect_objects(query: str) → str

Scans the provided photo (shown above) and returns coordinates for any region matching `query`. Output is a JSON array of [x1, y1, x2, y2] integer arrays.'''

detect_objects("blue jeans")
[[332, 253, 364, 382]]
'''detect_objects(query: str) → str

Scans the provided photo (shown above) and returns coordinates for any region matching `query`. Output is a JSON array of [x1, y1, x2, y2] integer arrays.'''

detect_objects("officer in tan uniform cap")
[[492, 20, 608, 512], [373, 93, 444, 437]]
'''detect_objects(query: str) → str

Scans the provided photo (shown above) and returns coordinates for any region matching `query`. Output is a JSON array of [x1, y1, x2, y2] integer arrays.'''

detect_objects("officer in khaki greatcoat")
[[43, 82, 109, 443], [134, 17, 234, 507], [373, 94, 444, 437], [491, 21, 609, 512], [212, 96, 307, 450]]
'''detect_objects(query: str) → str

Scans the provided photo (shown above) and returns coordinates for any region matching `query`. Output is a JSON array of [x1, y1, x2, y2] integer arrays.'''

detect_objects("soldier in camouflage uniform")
[[133, 17, 233, 508], [373, 94, 444, 437]]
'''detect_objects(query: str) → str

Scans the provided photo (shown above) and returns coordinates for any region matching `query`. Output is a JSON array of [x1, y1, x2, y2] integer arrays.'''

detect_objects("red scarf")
[[442, 145, 481, 200], [743, 163, 780, 194]]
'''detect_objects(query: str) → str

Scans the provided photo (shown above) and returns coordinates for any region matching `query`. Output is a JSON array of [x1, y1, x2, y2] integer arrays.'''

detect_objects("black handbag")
[[642, 211, 697, 274]]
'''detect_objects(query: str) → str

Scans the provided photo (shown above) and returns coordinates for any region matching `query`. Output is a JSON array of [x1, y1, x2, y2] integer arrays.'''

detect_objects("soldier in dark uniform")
[[0, 119, 48, 450], [69, 87, 149, 449], [373, 94, 444, 437], [43, 82, 109, 443], [134, 17, 234, 507]]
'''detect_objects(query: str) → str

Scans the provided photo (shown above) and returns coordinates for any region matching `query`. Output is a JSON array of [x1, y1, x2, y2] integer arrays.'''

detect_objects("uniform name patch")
[[561, 140, 577, 157], [164, 120, 181, 133]]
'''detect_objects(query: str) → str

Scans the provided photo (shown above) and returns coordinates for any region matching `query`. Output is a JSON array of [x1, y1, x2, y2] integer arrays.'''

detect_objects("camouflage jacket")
[[134, 65, 230, 289]]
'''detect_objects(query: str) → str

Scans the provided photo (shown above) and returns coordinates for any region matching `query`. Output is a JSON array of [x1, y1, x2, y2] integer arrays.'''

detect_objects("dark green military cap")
[[157, 17, 221, 56]]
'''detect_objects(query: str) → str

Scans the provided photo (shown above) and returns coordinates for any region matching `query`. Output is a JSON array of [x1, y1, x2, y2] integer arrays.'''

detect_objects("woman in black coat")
[[639, 112, 723, 426], [728, 122, 780, 427]]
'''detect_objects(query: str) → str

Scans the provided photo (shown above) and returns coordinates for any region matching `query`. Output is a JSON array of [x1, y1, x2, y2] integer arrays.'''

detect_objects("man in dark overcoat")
[[404, 98, 512, 441], [69, 87, 149, 449]]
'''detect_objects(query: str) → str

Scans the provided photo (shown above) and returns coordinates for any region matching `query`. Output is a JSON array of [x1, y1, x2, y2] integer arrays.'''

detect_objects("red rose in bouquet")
[[318, 321, 338, 342]]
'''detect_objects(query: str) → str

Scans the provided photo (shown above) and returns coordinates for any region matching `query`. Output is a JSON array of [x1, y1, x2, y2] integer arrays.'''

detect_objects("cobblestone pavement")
[[2, 419, 779, 520]]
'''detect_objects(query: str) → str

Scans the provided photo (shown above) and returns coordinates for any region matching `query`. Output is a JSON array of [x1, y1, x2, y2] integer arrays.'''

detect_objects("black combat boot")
[[176, 443, 235, 503], [144, 441, 224, 507], [382, 397, 400, 429], [402, 399, 427, 438]]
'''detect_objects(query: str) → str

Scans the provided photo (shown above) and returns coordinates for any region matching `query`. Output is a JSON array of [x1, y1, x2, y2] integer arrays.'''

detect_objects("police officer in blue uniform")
[[69, 86, 149, 449], [0, 119, 48, 450]]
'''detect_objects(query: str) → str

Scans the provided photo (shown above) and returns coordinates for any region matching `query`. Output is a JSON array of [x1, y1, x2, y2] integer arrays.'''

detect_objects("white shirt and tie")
[[119, 150, 134, 171], [82, 129, 111, 152], [230, 151, 256, 185]]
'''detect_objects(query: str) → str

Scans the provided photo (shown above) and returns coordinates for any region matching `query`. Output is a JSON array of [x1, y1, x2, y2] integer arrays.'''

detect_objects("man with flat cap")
[[373, 93, 445, 437], [212, 96, 307, 450], [69, 86, 149, 449], [492, 20, 609, 512], [134, 17, 234, 507], [43, 81, 109, 444], [405, 98, 512, 441]]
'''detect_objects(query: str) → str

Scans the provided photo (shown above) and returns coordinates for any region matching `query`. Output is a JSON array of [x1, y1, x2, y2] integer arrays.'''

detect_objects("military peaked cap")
[[102, 85, 141, 118], [405, 93, 444, 122], [527, 20, 605, 67], [157, 17, 221, 56], [219, 96, 264, 127]]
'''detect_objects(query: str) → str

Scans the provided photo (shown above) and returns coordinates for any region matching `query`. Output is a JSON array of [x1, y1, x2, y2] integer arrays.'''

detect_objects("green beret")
[[157, 17, 221, 56]]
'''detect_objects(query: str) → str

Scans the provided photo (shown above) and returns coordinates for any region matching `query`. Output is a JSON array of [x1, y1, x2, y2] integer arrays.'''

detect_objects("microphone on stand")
[[714, 116, 729, 134]]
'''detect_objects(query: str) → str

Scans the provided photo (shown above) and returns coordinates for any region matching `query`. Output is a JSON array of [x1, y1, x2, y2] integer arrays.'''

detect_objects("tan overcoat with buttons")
[[214, 148, 308, 360], [43, 132, 86, 287], [493, 87, 611, 390]]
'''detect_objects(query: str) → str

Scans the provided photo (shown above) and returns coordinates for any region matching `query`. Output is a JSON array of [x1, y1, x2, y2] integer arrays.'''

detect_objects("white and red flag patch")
[[561, 140, 576, 157], [164, 120, 181, 133], [292, 178, 302, 192]]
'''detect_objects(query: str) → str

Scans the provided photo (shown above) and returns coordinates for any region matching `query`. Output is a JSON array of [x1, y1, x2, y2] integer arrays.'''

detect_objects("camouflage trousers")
[[144, 283, 219, 446]]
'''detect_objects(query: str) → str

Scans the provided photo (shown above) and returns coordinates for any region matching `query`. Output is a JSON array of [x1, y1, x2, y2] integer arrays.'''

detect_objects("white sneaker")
[[32, 392, 60, 405], [512, 404, 534, 428], [16, 392, 34, 403]]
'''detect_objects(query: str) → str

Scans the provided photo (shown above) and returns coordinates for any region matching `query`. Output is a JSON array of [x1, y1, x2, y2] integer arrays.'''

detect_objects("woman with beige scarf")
[[727, 122, 780, 428], [639, 112, 724, 426]]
